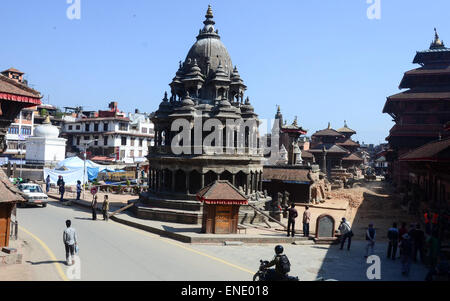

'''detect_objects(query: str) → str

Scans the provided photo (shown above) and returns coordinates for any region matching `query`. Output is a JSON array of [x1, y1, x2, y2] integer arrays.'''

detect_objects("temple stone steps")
[[140, 197, 202, 212]]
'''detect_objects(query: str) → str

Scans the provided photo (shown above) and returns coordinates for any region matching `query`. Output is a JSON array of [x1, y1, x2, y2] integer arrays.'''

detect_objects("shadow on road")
[[26, 260, 66, 265], [162, 225, 200, 233]]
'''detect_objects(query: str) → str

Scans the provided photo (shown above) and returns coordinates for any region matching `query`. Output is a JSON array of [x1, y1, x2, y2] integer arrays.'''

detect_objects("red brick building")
[[383, 29, 450, 192]]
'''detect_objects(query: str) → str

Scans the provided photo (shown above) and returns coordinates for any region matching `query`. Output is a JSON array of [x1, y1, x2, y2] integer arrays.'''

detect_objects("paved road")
[[17, 201, 254, 281]]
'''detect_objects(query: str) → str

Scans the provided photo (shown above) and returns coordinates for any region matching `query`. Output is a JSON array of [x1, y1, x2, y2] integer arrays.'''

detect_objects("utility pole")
[[82, 139, 97, 199]]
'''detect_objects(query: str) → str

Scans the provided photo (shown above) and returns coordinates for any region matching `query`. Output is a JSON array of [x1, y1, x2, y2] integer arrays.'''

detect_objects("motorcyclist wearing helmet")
[[265, 245, 290, 281]]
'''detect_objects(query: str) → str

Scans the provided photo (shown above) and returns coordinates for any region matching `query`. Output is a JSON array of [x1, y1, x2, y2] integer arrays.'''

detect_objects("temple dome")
[[34, 117, 60, 138], [184, 6, 233, 78], [186, 38, 233, 77]]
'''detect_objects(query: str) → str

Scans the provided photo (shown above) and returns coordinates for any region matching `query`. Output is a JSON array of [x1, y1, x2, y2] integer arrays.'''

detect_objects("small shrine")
[[197, 180, 248, 234]]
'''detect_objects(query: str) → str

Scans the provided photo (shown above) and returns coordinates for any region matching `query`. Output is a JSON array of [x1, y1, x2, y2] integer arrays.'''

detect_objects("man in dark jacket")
[[387, 223, 400, 260], [58, 177, 65, 202], [45, 175, 51, 194], [286, 203, 298, 237], [400, 233, 413, 276], [91, 195, 98, 220], [412, 224, 425, 263], [265, 245, 290, 281], [365, 224, 376, 258]]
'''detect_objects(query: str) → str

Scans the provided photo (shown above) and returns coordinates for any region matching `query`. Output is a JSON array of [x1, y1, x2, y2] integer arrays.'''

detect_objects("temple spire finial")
[[431, 27, 445, 49], [328, 122, 331, 129], [206, 5, 213, 19]]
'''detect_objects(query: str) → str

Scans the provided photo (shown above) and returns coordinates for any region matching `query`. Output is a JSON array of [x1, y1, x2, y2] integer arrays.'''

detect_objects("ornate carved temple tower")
[[140, 6, 270, 223]]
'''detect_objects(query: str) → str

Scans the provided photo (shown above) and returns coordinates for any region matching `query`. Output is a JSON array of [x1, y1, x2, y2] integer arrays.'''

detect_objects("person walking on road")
[[63, 220, 78, 266], [365, 223, 376, 258], [102, 195, 110, 221], [387, 223, 400, 260], [91, 195, 98, 220], [286, 203, 298, 237], [303, 206, 311, 237], [339, 217, 353, 251]]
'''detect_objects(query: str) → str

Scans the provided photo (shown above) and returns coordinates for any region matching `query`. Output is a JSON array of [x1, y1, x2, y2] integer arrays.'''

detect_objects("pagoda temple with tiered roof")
[[383, 29, 450, 191]]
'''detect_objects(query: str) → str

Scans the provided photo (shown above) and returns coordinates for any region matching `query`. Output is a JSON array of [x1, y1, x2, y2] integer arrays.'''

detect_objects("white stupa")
[[26, 116, 67, 165]]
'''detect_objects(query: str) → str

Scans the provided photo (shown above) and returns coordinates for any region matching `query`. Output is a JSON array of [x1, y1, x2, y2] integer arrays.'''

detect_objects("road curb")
[[110, 215, 192, 243]]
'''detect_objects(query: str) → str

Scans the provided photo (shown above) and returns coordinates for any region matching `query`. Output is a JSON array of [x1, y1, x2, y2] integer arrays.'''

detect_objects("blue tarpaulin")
[[44, 167, 88, 185], [87, 167, 99, 181]]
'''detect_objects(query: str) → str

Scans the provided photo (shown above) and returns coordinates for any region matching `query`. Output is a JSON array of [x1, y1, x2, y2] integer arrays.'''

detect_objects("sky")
[[1, 0, 449, 145]]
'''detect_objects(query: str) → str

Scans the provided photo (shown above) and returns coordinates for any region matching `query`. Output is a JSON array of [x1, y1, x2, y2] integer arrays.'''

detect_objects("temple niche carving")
[[140, 6, 271, 224]]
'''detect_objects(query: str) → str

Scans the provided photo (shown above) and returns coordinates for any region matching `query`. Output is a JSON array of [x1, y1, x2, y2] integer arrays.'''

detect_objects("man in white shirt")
[[339, 217, 353, 250], [63, 220, 78, 266]]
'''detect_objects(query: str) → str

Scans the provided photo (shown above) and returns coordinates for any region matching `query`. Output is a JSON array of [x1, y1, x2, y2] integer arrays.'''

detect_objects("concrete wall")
[[2, 168, 43, 182]]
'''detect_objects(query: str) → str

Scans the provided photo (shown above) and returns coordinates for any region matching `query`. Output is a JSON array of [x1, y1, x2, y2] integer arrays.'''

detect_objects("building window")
[[139, 139, 143, 147], [120, 150, 126, 159], [119, 123, 128, 131], [104, 136, 108, 146], [77, 137, 81, 145], [131, 139, 135, 147], [84, 136, 90, 141], [8, 142, 19, 150], [8, 126, 19, 135], [94, 136, 99, 146], [76, 125, 81, 130], [104, 123, 109, 132], [94, 124, 99, 132], [68, 125, 73, 131], [142, 127, 148, 134], [130, 150, 135, 157], [121, 137, 127, 146], [139, 150, 143, 157], [21, 127, 32, 136], [85, 124, 90, 132]]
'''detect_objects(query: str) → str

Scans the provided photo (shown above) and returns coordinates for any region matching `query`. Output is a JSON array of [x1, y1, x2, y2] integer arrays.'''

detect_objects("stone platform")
[[135, 191, 272, 225]]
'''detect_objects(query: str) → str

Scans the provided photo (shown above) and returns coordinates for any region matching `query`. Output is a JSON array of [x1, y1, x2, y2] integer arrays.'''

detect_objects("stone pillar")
[[322, 152, 327, 173], [147, 168, 152, 190], [186, 171, 190, 195], [157, 170, 162, 192], [258, 172, 262, 191], [232, 174, 236, 186], [171, 170, 176, 192], [201, 173, 205, 189], [246, 174, 250, 195], [149, 169, 153, 191]]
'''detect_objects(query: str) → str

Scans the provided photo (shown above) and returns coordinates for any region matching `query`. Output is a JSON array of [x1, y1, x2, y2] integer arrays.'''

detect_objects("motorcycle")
[[253, 260, 299, 281]]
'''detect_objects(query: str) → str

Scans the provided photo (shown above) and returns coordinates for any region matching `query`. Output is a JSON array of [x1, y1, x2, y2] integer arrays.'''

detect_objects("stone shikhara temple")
[[139, 6, 271, 224]]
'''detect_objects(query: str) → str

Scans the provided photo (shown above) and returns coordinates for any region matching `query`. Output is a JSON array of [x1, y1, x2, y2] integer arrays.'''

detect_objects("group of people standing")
[[342, 217, 447, 279], [284, 204, 311, 238], [90, 194, 110, 221]]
